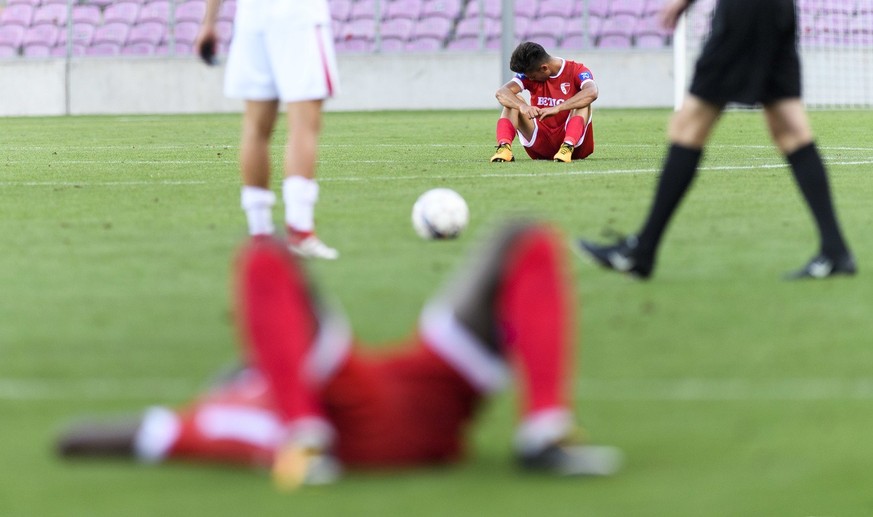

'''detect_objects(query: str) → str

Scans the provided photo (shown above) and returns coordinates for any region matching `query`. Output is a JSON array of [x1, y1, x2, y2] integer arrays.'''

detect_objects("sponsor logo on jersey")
[[560, 82, 571, 94], [579, 71, 592, 81], [536, 97, 565, 107]]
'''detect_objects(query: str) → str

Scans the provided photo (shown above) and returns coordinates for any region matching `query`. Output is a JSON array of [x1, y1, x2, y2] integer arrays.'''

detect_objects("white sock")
[[283, 176, 319, 233], [514, 408, 573, 455], [240, 186, 276, 236]]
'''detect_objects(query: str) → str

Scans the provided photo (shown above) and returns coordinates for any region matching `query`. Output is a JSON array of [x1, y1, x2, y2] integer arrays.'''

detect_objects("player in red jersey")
[[490, 41, 598, 163], [55, 221, 621, 489]]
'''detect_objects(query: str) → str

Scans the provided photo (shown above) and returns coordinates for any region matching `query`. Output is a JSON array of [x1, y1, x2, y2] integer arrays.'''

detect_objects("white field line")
[[3, 143, 873, 151], [3, 377, 873, 401], [1, 159, 871, 188]]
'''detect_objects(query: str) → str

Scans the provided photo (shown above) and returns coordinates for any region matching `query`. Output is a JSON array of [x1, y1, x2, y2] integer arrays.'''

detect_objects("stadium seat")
[[527, 34, 560, 49], [598, 33, 633, 48], [381, 17, 415, 43], [635, 33, 667, 48], [383, 0, 423, 21], [857, 0, 873, 14], [412, 15, 453, 40], [70, 23, 96, 47], [23, 24, 60, 48], [122, 42, 156, 55], [538, 0, 574, 18], [559, 33, 594, 49], [851, 13, 873, 33], [420, 0, 463, 20], [103, 2, 140, 25], [174, 0, 206, 23], [335, 38, 373, 52], [339, 17, 376, 43], [0, 45, 19, 58], [816, 12, 852, 34], [446, 35, 482, 50], [172, 21, 200, 45], [404, 36, 442, 50], [215, 20, 233, 43], [128, 22, 165, 45], [454, 16, 501, 40], [50, 44, 87, 57], [83, 0, 115, 9], [642, 0, 665, 17], [32, 4, 70, 27], [330, 0, 353, 22], [526, 15, 567, 41], [92, 22, 130, 46], [137, 1, 170, 25], [0, 4, 35, 27], [5, 0, 39, 6], [218, 0, 236, 22], [597, 14, 636, 40], [42, 0, 72, 5], [348, 0, 377, 21], [585, 0, 610, 19], [635, 13, 672, 38], [514, 1, 539, 19], [0, 25, 25, 50], [72, 5, 102, 26], [463, 0, 501, 20], [85, 42, 121, 56], [155, 41, 192, 55], [609, 0, 646, 17], [23, 43, 52, 57]]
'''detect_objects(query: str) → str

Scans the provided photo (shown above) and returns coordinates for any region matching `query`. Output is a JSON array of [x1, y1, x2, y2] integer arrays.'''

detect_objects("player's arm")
[[195, 0, 221, 65], [538, 80, 598, 120], [661, 0, 693, 30], [495, 80, 541, 120]]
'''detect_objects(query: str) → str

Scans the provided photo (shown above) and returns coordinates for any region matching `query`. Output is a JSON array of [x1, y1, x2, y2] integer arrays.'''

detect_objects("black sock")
[[636, 144, 703, 256], [786, 142, 849, 258]]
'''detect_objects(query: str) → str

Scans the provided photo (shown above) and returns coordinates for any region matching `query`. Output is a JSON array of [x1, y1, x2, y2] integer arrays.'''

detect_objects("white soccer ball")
[[411, 188, 469, 239]]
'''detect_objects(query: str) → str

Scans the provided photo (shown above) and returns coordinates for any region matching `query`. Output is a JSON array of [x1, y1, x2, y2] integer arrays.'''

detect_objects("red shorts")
[[167, 340, 480, 469], [523, 119, 594, 161]]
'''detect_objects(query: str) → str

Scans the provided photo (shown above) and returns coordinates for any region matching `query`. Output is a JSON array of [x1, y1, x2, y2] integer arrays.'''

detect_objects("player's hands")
[[660, 0, 691, 31], [194, 26, 219, 65], [520, 104, 541, 120], [537, 106, 561, 120]]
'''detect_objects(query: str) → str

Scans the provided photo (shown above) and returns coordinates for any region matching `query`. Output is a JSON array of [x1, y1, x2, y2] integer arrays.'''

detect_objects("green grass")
[[1, 109, 872, 516]]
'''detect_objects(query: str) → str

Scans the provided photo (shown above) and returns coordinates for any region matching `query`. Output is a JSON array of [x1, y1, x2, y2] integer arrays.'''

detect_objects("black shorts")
[[689, 0, 801, 106]]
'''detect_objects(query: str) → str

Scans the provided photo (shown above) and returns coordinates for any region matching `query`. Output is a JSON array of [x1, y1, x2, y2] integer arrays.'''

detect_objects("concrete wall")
[[0, 50, 674, 117]]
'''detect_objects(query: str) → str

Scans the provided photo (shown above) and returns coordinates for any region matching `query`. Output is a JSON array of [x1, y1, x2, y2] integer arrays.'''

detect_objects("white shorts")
[[224, 2, 339, 103]]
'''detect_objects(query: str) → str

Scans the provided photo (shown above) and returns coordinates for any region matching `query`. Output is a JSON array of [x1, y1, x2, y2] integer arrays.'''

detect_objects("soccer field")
[[1, 109, 872, 516]]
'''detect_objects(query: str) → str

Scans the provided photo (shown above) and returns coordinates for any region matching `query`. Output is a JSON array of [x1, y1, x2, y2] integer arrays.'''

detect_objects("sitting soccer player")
[[56, 221, 621, 489], [490, 41, 598, 163]]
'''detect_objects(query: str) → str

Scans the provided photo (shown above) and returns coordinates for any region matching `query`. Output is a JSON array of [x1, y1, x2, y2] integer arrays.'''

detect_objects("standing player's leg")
[[422, 221, 621, 475], [764, 99, 855, 278], [235, 237, 342, 488], [283, 99, 339, 260], [578, 95, 721, 278], [240, 100, 280, 236]]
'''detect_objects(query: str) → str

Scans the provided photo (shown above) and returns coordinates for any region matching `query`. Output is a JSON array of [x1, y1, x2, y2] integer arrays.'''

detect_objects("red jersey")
[[512, 59, 595, 131]]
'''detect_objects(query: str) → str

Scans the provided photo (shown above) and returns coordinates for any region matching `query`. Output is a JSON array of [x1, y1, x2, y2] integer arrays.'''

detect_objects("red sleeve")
[[572, 62, 595, 89]]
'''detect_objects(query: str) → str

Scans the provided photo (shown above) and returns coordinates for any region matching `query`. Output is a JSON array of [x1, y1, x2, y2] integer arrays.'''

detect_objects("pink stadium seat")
[[420, 0, 463, 20], [642, 0, 665, 16], [404, 36, 442, 50], [463, 0, 501, 20], [335, 38, 373, 52], [330, 0, 353, 21], [635, 13, 672, 37], [175, 0, 206, 23], [348, 0, 377, 21], [857, 0, 873, 14], [23, 43, 52, 57], [0, 45, 20, 58], [383, 0, 423, 21], [381, 17, 415, 42], [50, 44, 87, 57], [172, 21, 200, 45], [83, 0, 115, 8], [70, 23, 96, 46], [563, 15, 593, 38], [851, 13, 873, 33], [121, 42, 155, 55], [128, 22, 165, 45], [103, 2, 140, 25], [527, 34, 559, 49], [597, 14, 636, 39], [155, 42, 192, 55], [526, 15, 567, 40], [598, 33, 633, 48], [339, 17, 376, 42], [0, 25, 25, 49], [216, 20, 233, 43], [815, 12, 852, 33], [0, 4, 35, 27], [514, 1, 538, 19], [454, 16, 500, 39], [610, 0, 646, 17], [85, 42, 121, 56], [23, 24, 60, 47], [92, 22, 130, 46], [635, 33, 667, 47], [559, 33, 594, 49], [218, 0, 236, 22], [5, 0, 39, 6], [586, 0, 610, 18], [72, 5, 102, 26], [412, 15, 452, 40], [446, 35, 482, 50], [33, 4, 70, 26], [539, 0, 574, 18], [42, 0, 72, 5], [137, 1, 170, 25], [379, 38, 406, 51]]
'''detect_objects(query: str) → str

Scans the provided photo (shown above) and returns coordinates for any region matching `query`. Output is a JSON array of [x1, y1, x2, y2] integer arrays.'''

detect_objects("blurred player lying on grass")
[[56, 221, 621, 490]]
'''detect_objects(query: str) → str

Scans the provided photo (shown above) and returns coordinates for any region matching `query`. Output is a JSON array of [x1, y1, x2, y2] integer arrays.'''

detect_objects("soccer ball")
[[411, 188, 469, 239]]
